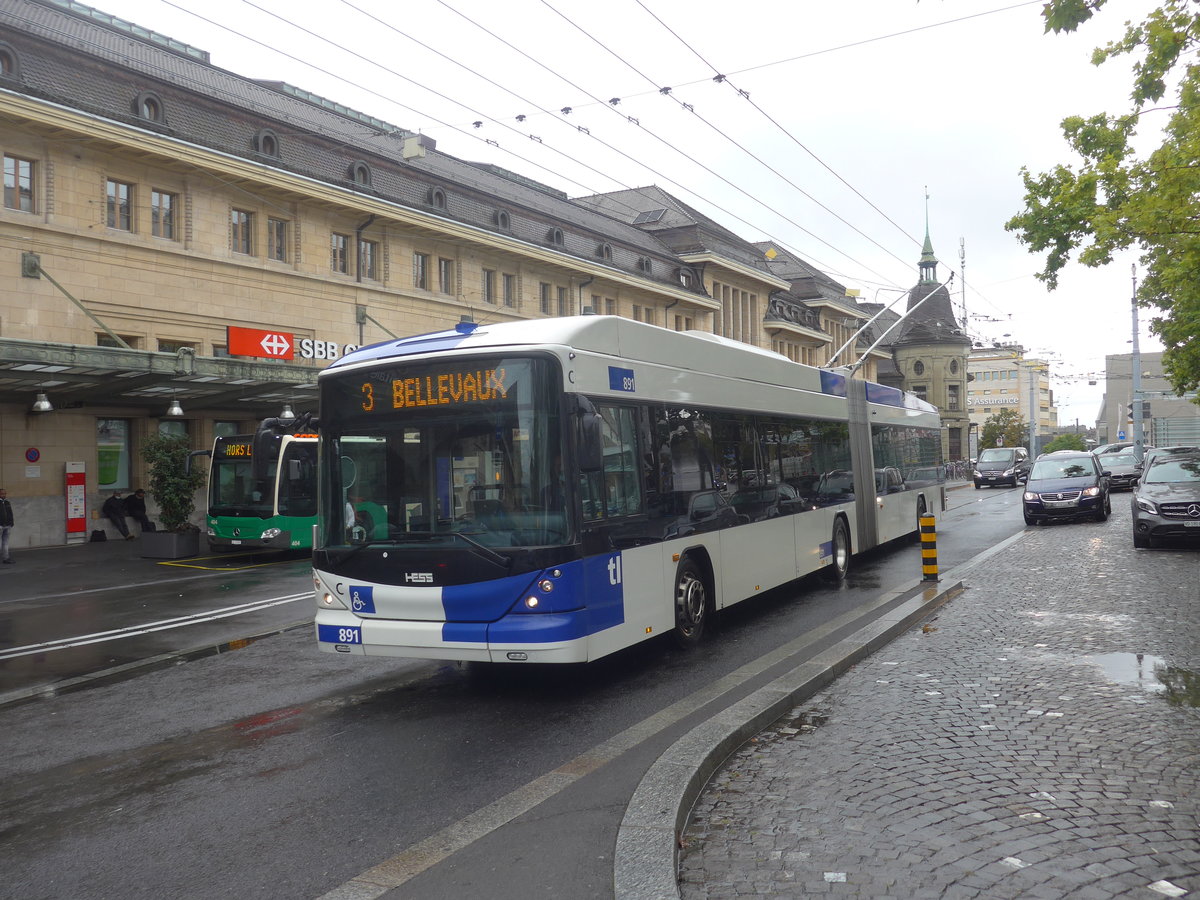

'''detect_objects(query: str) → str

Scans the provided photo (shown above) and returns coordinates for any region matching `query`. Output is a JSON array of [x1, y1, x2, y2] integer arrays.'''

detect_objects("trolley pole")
[[920, 514, 939, 582]]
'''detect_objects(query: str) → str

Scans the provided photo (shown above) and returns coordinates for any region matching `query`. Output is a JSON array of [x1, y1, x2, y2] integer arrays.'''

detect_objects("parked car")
[[973, 447, 1031, 489], [1092, 441, 1136, 456], [1131, 449, 1200, 548], [1102, 452, 1143, 491], [662, 489, 742, 539], [1138, 446, 1199, 484], [730, 482, 803, 521], [1022, 450, 1111, 525]]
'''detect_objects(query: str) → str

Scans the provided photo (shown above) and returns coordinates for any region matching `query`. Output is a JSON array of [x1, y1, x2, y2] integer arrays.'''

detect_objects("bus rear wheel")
[[673, 559, 708, 648], [823, 518, 851, 583]]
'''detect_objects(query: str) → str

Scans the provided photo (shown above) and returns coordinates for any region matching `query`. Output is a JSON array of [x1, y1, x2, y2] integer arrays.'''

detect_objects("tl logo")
[[607, 555, 622, 586]]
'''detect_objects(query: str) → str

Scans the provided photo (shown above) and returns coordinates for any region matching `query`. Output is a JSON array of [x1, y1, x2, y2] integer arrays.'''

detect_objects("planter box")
[[140, 529, 201, 559]]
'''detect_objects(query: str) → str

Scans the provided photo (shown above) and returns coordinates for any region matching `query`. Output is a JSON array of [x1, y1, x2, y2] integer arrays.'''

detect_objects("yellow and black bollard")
[[920, 514, 939, 582]]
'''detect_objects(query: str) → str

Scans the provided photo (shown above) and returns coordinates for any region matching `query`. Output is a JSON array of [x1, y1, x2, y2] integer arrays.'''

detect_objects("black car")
[[1022, 451, 1111, 526], [730, 482, 803, 521], [973, 447, 1031, 488], [1131, 450, 1200, 548], [1102, 452, 1143, 491]]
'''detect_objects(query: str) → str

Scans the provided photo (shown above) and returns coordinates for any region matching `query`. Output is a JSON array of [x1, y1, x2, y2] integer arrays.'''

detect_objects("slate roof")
[[0, 0, 709, 298]]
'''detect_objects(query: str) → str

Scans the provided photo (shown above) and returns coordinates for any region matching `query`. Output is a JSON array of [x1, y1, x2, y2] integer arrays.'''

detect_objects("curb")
[[612, 524, 1030, 899], [0, 619, 311, 711], [612, 578, 964, 900]]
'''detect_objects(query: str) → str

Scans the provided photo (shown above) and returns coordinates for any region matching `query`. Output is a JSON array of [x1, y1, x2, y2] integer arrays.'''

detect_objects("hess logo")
[[404, 572, 434, 583]]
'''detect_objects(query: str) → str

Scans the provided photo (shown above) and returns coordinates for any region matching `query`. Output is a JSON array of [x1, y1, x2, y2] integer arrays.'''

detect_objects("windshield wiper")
[[332, 531, 512, 568]]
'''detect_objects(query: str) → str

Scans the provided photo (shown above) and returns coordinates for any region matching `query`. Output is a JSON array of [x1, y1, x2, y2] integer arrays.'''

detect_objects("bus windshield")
[[210, 435, 276, 517], [319, 356, 566, 549]]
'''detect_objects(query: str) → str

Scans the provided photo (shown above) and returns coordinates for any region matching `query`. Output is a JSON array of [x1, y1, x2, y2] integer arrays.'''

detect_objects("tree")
[[981, 408, 1027, 449], [142, 432, 206, 532], [1006, 0, 1200, 399], [1042, 433, 1088, 453]]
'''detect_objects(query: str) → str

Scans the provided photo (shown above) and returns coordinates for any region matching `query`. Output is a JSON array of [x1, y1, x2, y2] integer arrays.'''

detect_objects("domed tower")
[[889, 215, 972, 461]]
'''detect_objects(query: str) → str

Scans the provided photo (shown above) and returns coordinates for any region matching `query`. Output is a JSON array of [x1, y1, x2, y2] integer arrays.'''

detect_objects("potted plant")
[[140, 432, 207, 559]]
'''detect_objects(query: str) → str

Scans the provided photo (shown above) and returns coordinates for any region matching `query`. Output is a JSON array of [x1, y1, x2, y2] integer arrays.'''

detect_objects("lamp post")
[[1131, 264, 1145, 459]]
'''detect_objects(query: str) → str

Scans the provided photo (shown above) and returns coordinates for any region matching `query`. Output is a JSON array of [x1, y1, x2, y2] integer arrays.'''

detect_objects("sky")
[[82, 0, 1168, 425]]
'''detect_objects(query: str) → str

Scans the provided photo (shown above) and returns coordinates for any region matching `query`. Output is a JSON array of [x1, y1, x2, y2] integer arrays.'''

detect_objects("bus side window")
[[582, 405, 642, 520]]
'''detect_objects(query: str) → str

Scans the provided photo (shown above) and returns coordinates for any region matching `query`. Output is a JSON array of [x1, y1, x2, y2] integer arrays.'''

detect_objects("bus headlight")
[[538, 579, 554, 593], [319, 591, 346, 609], [262, 527, 282, 539], [524, 596, 539, 609]]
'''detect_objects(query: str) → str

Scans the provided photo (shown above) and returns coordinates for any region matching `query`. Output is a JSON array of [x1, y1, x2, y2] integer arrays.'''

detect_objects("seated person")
[[124, 488, 153, 532], [102, 491, 135, 540]]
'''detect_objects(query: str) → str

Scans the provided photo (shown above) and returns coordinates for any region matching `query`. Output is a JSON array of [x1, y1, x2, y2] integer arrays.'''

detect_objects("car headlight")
[[262, 527, 282, 539], [973, 469, 982, 477], [1023, 492, 1038, 501], [1082, 486, 1101, 498], [1003, 468, 1015, 476], [1135, 496, 1158, 514]]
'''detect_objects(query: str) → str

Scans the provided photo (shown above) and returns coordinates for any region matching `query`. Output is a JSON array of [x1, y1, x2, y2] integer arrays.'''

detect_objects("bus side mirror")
[[251, 418, 283, 482]]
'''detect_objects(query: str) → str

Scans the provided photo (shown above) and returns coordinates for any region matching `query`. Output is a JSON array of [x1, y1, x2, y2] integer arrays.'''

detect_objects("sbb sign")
[[227, 326, 357, 361], [297, 339, 360, 360]]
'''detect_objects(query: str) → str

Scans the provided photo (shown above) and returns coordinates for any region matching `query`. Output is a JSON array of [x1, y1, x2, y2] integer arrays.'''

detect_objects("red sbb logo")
[[227, 326, 294, 360]]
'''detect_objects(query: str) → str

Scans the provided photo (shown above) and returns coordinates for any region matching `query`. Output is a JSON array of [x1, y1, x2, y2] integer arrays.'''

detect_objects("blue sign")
[[348, 585, 375, 614], [1118, 430, 1126, 441], [608, 366, 636, 392]]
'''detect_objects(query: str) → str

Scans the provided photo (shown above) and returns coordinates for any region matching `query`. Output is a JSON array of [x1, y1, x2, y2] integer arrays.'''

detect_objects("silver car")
[[1131, 450, 1200, 548]]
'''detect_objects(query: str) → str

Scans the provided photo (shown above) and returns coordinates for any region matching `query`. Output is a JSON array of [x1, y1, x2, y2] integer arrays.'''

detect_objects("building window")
[[231, 209, 253, 254], [349, 161, 372, 186], [539, 282, 552, 315], [267, 217, 287, 261], [359, 239, 379, 280], [503, 273, 516, 307], [912, 385, 928, 401], [255, 129, 279, 157], [106, 179, 133, 230], [96, 333, 138, 348], [597, 242, 613, 261], [950, 359, 959, 375], [637, 256, 652, 274], [213, 344, 229, 357], [913, 360, 925, 376], [438, 257, 454, 294], [331, 233, 349, 273], [495, 209, 511, 230], [482, 269, 496, 304], [605, 298, 615, 316], [948, 384, 961, 411], [151, 190, 176, 239], [413, 252, 429, 290], [96, 418, 132, 491], [133, 91, 165, 123], [3, 155, 34, 212], [0, 43, 21, 80], [158, 339, 196, 353], [548, 227, 564, 246], [557, 286, 569, 316], [429, 188, 446, 210]]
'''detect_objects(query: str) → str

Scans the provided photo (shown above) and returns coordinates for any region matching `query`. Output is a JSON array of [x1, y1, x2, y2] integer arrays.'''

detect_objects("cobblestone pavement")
[[680, 511, 1200, 898]]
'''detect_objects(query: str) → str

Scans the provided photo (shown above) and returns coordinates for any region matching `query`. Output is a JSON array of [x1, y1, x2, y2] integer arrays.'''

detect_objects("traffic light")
[[1142, 399, 1152, 418], [1125, 403, 1134, 422]]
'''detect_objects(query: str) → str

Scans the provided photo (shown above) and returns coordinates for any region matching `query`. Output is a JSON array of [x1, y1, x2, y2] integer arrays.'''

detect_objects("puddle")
[[1088, 653, 1200, 707]]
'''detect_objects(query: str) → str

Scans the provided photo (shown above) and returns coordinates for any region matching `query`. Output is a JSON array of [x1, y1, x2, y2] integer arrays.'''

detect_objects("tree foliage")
[[1006, 0, 1200, 398], [1042, 432, 1088, 453], [981, 408, 1027, 449], [142, 432, 206, 532]]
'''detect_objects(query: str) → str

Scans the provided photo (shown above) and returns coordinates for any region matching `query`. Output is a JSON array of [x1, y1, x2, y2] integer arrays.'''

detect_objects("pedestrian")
[[0, 487, 14, 563], [102, 490, 135, 540], [124, 488, 153, 532]]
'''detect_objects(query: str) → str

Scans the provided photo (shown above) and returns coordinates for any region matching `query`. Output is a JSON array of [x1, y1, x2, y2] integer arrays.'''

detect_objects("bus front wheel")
[[823, 518, 851, 583], [673, 559, 708, 648]]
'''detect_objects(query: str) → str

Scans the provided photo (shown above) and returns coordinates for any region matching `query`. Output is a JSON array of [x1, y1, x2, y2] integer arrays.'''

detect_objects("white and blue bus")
[[311, 316, 944, 663]]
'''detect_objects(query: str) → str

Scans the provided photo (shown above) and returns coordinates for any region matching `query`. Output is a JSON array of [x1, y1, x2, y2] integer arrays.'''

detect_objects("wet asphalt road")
[[0, 484, 1042, 899]]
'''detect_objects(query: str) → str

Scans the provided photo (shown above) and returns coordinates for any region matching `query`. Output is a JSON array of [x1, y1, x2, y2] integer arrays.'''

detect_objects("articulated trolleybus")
[[312, 316, 943, 663], [205, 432, 318, 550]]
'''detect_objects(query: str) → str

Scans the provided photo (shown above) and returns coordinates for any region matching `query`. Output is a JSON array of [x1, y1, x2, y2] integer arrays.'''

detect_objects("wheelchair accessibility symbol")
[[352, 592, 366, 611]]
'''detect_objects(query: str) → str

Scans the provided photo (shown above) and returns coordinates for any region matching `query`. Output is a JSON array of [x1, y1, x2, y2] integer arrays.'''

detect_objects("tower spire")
[[919, 187, 938, 283]]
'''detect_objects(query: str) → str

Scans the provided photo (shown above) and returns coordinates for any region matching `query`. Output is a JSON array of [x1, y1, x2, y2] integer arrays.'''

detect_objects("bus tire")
[[912, 496, 927, 543], [823, 518, 851, 583], [673, 558, 709, 648]]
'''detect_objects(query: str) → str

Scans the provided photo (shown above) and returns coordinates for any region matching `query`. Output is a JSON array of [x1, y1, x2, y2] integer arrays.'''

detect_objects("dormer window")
[[548, 227, 564, 246], [637, 256, 652, 274], [254, 129, 280, 158], [0, 43, 21, 80], [429, 188, 447, 210], [597, 242, 613, 261], [133, 91, 165, 124], [349, 161, 372, 186], [495, 209, 511, 230], [676, 267, 694, 288]]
